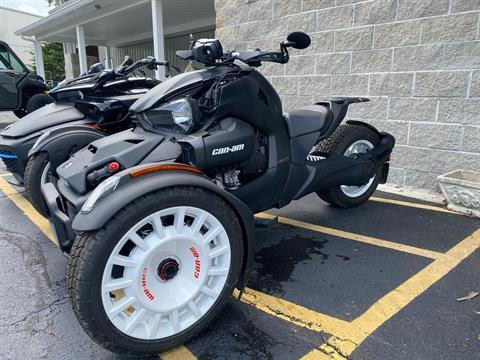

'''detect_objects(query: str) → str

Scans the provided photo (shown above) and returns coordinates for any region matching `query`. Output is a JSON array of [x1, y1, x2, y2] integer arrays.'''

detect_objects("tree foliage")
[[31, 42, 65, 82]]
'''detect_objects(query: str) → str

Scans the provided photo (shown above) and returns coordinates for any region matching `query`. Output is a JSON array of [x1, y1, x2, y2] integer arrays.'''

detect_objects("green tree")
[[31, 42, 65, 82]]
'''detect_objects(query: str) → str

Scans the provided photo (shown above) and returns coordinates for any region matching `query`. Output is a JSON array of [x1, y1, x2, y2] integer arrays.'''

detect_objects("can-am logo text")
[[212, 144, 245, 156]]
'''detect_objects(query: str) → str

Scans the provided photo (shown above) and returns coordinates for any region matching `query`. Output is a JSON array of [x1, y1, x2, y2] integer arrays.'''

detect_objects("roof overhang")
[[16, 0, 215, 47]]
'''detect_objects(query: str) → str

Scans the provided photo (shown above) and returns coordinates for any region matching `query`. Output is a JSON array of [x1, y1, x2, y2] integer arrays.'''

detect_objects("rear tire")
[[315, 124, 382, 208], [25, 94, 54, 114], [67, 186, 243, 356], [24, 152, 51, 217]]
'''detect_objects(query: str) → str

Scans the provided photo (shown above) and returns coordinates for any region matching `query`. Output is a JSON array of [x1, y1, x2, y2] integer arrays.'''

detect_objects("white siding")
[[0, 7, 42, 68], [110, 29, 215, 77]]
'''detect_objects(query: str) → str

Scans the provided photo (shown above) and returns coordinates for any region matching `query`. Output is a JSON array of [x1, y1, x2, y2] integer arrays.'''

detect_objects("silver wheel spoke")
[[190, 213, 207, 235], [209, 246, 229, 259], [148, 313, 162, 339], [202, 226, 222, 245], [129, 231, 149, 251], [188, 300, 201, 319], [111, 255, 138, 268], [170, 310, 180, 332], [208, 268, 229, 276], [174, 207, 186, 233], [109, 296, 136, 318], [125, 308, 146, 333], [103, 278, 133, 293], [201, 286, 220, 298]]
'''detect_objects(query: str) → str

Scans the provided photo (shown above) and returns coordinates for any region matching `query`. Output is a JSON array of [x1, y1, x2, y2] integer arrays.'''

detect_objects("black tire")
[[25, 94, 54, 114], [315, 124, 382, 208], [13, 109, 27, 118], [67, 186, 244, 356], [24, 152, 51, 217]]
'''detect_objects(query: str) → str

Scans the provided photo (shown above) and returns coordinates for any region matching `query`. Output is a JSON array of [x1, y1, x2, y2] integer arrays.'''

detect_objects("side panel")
[[29, 127, 105, 171], [215, 70, 292, 212]]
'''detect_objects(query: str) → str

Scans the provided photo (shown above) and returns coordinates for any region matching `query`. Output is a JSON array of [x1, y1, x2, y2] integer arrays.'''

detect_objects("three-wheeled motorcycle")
[[42, 32, 395, 355], [23, 57, 177, 216], [0, 57, 170, 209]]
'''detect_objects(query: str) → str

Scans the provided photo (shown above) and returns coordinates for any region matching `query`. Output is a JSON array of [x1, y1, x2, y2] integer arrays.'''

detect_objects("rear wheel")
[[67, 187, 243, 356], [24, 152, 52, 217], [315, 124, 382, 208]]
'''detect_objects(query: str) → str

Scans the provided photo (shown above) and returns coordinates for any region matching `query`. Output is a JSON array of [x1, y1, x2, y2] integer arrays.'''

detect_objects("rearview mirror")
[[286, 32, 311, 50]]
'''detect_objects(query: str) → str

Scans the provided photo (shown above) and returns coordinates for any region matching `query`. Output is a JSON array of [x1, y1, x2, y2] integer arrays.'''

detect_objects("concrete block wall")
[[215, 0, 480, 193]]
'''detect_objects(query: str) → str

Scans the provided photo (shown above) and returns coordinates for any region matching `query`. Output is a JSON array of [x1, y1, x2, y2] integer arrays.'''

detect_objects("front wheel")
[[315, 124, 383, 208], [24, 152, 53, 218], [67, 187, 243, 356]]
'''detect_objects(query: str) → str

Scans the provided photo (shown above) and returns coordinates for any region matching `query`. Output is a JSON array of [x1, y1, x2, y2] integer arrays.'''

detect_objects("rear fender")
[[346, 120, 396, 162], [29, 125, 104, 171], [72, 167, 255, 290]]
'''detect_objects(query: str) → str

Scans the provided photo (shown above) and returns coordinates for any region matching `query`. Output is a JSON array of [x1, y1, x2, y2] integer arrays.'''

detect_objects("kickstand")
[[254, 216, 278, 228]]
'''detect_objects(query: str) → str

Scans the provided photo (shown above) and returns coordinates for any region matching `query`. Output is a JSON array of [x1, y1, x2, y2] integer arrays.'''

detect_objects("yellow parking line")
[[256, 213, 443, 260], [301, 228, 480, 359], [0, 176, 198, 360], [370, 196, 454, 214], [161, 346, 198, 360], [0, 176, 57, 245], [235, 288, 356, 340]]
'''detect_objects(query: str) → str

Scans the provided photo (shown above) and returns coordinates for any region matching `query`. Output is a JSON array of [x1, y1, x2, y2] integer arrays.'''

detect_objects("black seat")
[[283, 104, 333, 138]]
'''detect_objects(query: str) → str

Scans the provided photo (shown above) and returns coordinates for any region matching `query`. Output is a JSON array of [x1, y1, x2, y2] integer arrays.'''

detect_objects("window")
[[0, 44, 25, 72]]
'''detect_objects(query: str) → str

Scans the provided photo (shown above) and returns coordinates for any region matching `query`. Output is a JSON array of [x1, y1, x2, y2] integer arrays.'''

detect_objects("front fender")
[[29, 125, 104, 171], [72, 168, 255, 290]]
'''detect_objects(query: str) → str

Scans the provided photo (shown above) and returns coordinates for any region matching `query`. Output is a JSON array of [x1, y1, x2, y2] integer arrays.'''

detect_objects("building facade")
[[0, 6, 41, 67], [215, 0, 480, 192]]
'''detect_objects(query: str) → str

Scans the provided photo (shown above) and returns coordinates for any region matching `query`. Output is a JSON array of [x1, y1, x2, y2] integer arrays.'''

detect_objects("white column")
[[151, 0, 165, 80], [33, 40, 45, 79], [105, 46, 112, 68], [76, 25, 88, 74]]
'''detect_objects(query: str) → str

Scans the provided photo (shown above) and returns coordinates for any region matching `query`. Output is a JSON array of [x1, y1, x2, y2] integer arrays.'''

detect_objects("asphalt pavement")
[[0, 162, 479, 360]]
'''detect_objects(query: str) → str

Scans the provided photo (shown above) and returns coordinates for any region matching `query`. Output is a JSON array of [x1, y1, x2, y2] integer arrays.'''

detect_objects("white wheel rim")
[[40, 162, 51, 186], [340, 140, 375, 198], [101, 206, 231, 340]]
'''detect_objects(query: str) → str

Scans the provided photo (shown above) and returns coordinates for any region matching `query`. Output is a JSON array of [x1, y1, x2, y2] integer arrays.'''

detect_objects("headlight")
[[31, 132, 51, 153], [141, 98, 197, 133], [81, 175, 121, 213]]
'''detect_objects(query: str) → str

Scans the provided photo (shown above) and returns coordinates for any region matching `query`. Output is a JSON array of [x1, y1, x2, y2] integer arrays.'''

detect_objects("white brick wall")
[[215, 0, 480, 193]]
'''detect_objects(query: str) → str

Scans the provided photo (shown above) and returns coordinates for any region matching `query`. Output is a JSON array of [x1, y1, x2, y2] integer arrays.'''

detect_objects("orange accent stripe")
[[129, 164, 204, 178]]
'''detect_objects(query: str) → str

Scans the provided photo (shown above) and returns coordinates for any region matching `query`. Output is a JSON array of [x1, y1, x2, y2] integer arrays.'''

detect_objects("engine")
[[180, 117, 267, 190]]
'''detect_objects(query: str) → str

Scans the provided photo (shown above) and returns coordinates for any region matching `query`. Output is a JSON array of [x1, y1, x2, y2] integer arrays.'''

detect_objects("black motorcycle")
[[42, 32, 395, 355], [0, 57, 171, 215]]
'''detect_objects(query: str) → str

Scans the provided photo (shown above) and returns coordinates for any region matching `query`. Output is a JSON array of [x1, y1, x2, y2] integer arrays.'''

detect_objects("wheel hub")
[[157, 258, 180, 282]]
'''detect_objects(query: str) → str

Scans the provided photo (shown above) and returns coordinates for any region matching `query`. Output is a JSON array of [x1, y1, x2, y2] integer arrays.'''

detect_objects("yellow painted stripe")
[[0, 176, 198, 360], [370, 196, 454, 214], [256, 213, 443, 260], [0, 176, 57, 245], [161, 346, 198, 360], [235, 287, 357, 340], [301, 228, 480, 359], [302, 345, 349, 360]]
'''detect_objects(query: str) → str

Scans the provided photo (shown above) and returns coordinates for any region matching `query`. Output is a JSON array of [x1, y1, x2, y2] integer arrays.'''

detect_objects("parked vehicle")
[[42, 32, 395, 355], [23, 57, 175, 217], [0, 57, 168, 189], [0, 41, 53, 118]]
